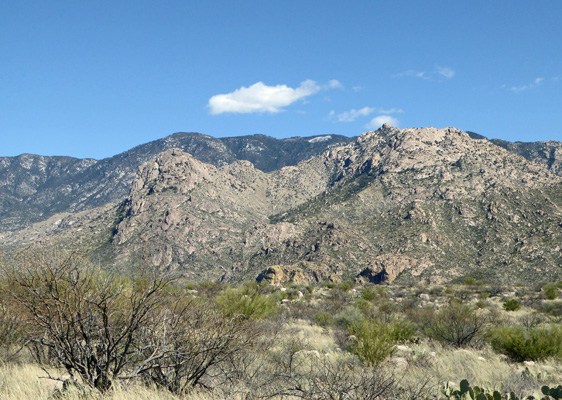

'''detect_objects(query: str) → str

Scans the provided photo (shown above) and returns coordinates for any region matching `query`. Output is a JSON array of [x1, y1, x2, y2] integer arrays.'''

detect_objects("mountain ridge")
[[0, 132, 355, 232], [2, 126, 562, 286]]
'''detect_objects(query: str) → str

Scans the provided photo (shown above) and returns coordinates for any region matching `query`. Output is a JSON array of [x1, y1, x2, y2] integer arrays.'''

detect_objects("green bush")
[[314, 311, 333, 328], [361, 286, 378, 301], [215, 283, 278, 320], [334, 306, 364, 329], [540, 300, 562, 316], [543, 284, 559, 300], [420, 303, 489, 347], [338, 280, 355, 292], [348, 317, 414, 365], [475, 300, 487, 309], [503, 298, 521, 311], [488, 324, 562, 361]]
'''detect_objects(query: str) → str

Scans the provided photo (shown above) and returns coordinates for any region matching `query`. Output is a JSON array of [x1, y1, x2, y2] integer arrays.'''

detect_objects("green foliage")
[[503, 298, 522, 311], [215, 282, 278, 320], [464, 276, 477, 286], [421, 303, 489, 347], [361, 286, 378, 301], [475, 300, 487, 309], [488, 324, 562, 362], [441, 379, 550, 400], [539, 300, 562, 316], [338, 280, 355, 292], [543, 284, 559, 300], [348, 319, 396, 365], [334, 306, 364, 329], [314, 311, 333, 328], [348, 317, 415, 365]]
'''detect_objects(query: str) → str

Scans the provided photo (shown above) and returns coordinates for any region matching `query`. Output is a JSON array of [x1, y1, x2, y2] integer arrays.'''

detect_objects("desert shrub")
[[353, 298, 372, 314], [475, 300, 487, 309], [419, 303, 490, 347], [543, 284, 559, 300], [348, 319, 397, 364], [0, 248, 175, 392], [338, 280, 355, 292], [1, 248, 264, 395], [314, 311, 333, 328], [429, 285, 444, 296], [488, 324, 562, 362], [0, 302, 25, 360], [216, 283, 278, 320], [262, 340, 395, 399], [138, 298, 260, 394], [503, 298, 522, 311], [348, 317, 415, 365], [361, 286, 378, 301], [334, 306, 364, 329], [539, 300, 562, 316], [518, 313, 548, 329], [463, 276, 477, 286]]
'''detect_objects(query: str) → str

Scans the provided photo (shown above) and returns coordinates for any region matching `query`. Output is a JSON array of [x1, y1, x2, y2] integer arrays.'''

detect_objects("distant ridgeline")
[[2, 126, 562, 285]]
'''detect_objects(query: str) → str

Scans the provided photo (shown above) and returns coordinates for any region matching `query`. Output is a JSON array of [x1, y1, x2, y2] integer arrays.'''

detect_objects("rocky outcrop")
[[256, 262, 340, 286], [355, 254, 430, 284]]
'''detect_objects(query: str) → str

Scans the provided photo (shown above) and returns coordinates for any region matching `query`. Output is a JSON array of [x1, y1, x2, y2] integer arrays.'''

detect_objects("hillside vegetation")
[[1, 248, 561, 399]]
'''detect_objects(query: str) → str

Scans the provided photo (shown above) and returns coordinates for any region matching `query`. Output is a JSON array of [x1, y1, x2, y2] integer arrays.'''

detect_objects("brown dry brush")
[[254, 340, 395, 400], [0, 247, 261, 395], [135, 297, 262, 394]]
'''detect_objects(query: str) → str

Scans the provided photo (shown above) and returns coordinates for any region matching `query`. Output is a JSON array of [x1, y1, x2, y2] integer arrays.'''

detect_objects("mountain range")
[[2, 126, 562, 285]]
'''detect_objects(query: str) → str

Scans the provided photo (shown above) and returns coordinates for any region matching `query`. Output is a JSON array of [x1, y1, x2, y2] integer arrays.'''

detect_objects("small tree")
[[136, 297, 260, 394], [1, 247, 173, 392], [420, 303, 489, 347]]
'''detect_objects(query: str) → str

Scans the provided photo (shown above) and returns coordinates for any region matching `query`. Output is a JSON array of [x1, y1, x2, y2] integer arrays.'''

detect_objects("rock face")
[[256, 262, 339, 286], [3, 125, 562, 285], [0, 132, 354, 232]]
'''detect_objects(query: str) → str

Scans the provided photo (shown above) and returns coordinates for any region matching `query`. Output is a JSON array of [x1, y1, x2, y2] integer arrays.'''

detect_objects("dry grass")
[[0, 363, 183, 400]]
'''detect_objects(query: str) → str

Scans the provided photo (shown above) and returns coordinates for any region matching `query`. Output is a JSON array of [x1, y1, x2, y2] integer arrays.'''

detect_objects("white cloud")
[[327, 79, 344, 89], [336, 107, 376, 122], [394, 66, 455, 80], [510, 77, 544, 93], [366, 115, 399, 130], [378, 108, 403, 114], [208, 80, 321, 114], [393, 70, 427, 79], [436, 65, 455, 78], [332, 107, 403, 123]]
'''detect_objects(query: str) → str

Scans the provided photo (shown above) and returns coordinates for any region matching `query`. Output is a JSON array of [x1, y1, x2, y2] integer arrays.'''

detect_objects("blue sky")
[[1, 1, 561, 159]]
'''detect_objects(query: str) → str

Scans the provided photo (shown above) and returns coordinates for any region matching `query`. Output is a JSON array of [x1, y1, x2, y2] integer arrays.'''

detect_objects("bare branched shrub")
[[417, 303, 490, 347], [261, 341, 395, 400], [1, 247, 266, 396], [1, 247, 173, 392], [136, 297, 261, 395]]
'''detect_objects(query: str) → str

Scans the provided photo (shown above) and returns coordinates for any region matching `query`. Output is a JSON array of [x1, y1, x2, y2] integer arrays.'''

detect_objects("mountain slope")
[[0, 132, 354, 232], [32, 125, 558, 285], [3, 126, 562, 285]]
